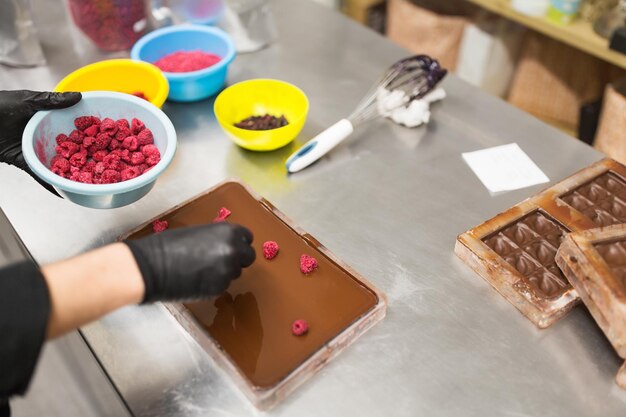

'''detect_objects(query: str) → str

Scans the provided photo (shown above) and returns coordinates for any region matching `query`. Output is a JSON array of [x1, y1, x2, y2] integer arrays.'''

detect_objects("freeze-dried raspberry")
[[103, 154, 121, 171], [55, 133, 68, 146], [115, 127, 131, 141], [51, 157, 70, 175], [131, 118, 145, 134], [292, 320, 309, 336], [137, 163, 149, 173], [56, 141, 79, 158], [146, 154, 160, 166], [137, 128, 153, 146], [69, 171, 81, 182], [119, 149, 132, 163], [212, 207, 231, 223], [68, 130, 84, 144], [82, 160, 96, 173], [92, 150, 108, 162], [109, 139, 120, 150], [69, 152, 87, 167], [141, 144, 158, 156], [94, 162, 106, 175], [94, 133, 111, 150], [122, 135, 138, 151], [116, 119, 130, 130], [152, 219, 168, 233], [99, 118, 118, 135], [83, 136, 95, 148], [300, 255, 318, 274], [78, 171, 94, 184], [130, 151, 145, 165], [74, 116, 99, 131], [101, 169, 121, 184], [263, 241, 279, 260], [120, 166, 141, 181], [83, 124, 99, 138]]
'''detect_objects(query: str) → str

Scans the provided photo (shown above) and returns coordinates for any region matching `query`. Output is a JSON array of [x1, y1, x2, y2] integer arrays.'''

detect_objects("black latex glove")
[[126, 223, 256, 303], [0, 90, 82, 195]]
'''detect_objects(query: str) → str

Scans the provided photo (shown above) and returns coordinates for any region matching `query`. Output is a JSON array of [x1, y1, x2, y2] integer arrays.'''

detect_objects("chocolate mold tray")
[[556, 224, 626, 390], [455, 159, 626, 328], [121, 180, 387, 410]]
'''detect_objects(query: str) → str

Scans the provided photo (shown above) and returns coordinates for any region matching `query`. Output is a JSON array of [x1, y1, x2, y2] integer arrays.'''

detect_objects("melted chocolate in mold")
[[128, 182, 379, 388], [594, 240, 626, 285], [483, 211, 570, 298], [560, 172, 626, 227]]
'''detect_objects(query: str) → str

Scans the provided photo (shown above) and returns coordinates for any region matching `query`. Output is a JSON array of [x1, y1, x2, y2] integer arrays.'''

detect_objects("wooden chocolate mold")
[[556, 224, 626, 390], [455, 159, 626, 328]]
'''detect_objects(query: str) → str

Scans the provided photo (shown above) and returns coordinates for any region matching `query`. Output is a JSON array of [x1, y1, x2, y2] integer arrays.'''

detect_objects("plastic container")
[[214, 79, 308, 151], [21, 91, 177, 209], [511, 0, 550, 17], [131, 25, 236, 102], [55, 59, 169, 108], [547, 0, 582, 23], [67, 0, 147, 51]]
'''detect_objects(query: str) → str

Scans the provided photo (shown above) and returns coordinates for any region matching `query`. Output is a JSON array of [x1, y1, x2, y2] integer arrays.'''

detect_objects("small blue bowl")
[[131, 25, 236, 102], [22, 91, 177, 209]]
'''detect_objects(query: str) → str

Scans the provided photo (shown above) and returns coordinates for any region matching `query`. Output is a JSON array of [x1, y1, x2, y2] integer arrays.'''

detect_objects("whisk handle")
[[286, 119, 354, 173]]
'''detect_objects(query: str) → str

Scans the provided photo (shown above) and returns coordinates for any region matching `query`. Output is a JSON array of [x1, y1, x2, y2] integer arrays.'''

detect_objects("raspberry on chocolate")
[[212, 207, 232, 223], [300, 255, 318, 274], [292, 319, 309, 336], [263, 241, 279, 260], [152, 219, 168, 233]]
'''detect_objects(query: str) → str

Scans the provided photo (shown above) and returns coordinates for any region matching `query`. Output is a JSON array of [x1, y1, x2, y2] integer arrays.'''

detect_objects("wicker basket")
[[386, 0, 470, 70], [507, 32, 610, 130], [595, 81, 626, 164]]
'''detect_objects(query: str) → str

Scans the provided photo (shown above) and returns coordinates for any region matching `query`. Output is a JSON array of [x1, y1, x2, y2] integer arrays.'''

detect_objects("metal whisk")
[[286, 55, 447, 173]]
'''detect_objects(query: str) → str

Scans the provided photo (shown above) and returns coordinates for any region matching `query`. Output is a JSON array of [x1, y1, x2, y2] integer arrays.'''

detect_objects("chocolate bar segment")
[[556, 224, 626, 391], [456, 158, 626, 328]]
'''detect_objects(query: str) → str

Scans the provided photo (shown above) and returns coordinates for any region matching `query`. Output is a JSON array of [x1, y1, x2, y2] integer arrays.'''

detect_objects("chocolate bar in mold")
[[455, 159, 626, 328], [556, 224, 626, 390]]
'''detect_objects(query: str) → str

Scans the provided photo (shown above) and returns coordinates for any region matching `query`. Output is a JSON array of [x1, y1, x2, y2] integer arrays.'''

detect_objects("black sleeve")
[[0, 261, 50, 401]]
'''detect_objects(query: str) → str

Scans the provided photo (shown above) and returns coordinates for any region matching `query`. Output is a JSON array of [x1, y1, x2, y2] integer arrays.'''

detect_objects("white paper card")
[[462, 143, 549, 193]]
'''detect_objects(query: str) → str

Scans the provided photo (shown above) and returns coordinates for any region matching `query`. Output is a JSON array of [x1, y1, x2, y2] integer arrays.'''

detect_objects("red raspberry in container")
[[69, 152, 87, 168], [82, 160, 96, 173], [74, 116, 99, 131], [212, 207, 231, 223], [78, 171, 94, 184], [68, 130, 84, 144], [51, 156, 70, 175], [131, 118, 145, 135], [300, 255, 318, 274], [101, 169, 121, 184], [120, 166, 141, 181], [83, 124, 99, 138], [116, 119, 130, 130], [292, 319, 309, 336], [94, 133, 112, 150], [55, 133, 69, 146], [120, 149, 132, 163], [94, 162, 106, 175], [130, 151, 145, 165], [137, 128, 153, 146], [103, 154, 121, 171], [263, 241, 279, 260], [122, 135, 139, 151], [109, 139, 121, 150], [99, 118, 118, 135], [115, 127, 131, 141], [92, 150, 108, 162], [152, 219, 168, 233], [56, 141, 80, 158], [83, 136, 95, 148], [137, 163, 149, 173]]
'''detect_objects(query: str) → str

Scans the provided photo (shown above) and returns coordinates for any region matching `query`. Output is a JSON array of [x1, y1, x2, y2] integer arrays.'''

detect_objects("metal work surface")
[[1, 0, 625, 415]]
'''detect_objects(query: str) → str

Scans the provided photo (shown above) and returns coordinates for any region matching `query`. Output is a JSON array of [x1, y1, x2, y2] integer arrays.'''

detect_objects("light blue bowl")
[[22, 91, 177, 209], [131, 25, 236, 102]]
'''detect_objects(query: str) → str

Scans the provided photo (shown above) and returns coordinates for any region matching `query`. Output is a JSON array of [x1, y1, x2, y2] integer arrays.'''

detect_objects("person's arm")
[[41, 243, 144, 339]]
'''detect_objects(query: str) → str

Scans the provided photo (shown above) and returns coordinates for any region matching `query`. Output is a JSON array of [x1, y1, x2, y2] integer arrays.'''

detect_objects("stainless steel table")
[[2, 0, 625, 415]]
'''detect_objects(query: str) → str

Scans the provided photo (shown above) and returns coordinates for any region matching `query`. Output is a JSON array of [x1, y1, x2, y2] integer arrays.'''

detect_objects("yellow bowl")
[[214, 79, 309, 151], [55, 59, 169, 108]]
